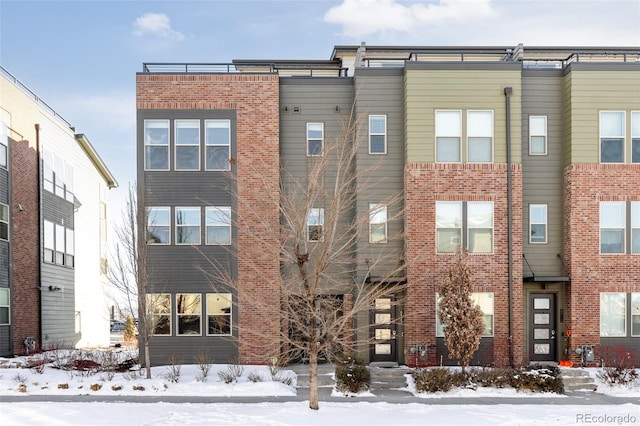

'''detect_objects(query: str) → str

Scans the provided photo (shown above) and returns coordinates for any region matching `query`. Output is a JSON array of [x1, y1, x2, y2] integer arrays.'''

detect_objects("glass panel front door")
[[529, 293, 556, 362], [370, 296, 397, 363]]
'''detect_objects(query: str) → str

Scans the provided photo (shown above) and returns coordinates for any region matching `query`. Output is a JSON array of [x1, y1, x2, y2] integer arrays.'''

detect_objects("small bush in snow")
[[511, 365, 563, 394], [335, 355, 370, 394], [597, 345, 639, 387], [413, 367, 453, 393], [248, 371, 264, 382]]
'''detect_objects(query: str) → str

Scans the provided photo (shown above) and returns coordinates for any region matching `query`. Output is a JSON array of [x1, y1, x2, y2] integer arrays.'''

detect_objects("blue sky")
[[1, 0, 639, 225]]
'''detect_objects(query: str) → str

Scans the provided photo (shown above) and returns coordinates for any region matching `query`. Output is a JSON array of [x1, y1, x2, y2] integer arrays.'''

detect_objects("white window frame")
[[206, 293, 232, 336], [529, 115, 547, 155], [436, 201, 462, 253], [600, 293, 626, 337], [0, 288, 9, 325], [600, 201, 625, 254], [176, 293, 202, 336], [144, 119, 170, 171], [369, 203, 388, 243], [54, 154, 65, 197], [632, 111, 640, 164], [0, 203, 8, 241], [467, 110, 493, 163], [435, 110, 462, 163], [467, 201, 493, 254], [148, 293, 171, 336], [174, 119, 200, 171], [55, 223, 65, 265], [307, 123, 324, 157], [632, 293, 640, 337], [369, 115, 387, 154], [436, 292, 494, 337], [632, 202, 640, 255], [529, 204, 548, 244], [147, 207, 171, 245], [175, 207, 201, 245], [0, 121, 7, 169], [206, 206, 231, 245], [599, 111, 625, 163], [44, 220, 55, 263], [205, 119, 231, 171], [43, 149, 54, 192], [65, 228, 74, 267], [307, 208, 324, 242], [64, 163, 74, 202]]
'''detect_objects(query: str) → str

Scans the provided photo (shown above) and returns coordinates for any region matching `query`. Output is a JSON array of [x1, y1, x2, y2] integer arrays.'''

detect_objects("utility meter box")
[[584, 346, 595, 362]]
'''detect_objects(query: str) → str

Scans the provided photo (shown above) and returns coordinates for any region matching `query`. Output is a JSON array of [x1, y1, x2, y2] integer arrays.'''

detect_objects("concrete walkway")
[[1, 386, 638, 406]]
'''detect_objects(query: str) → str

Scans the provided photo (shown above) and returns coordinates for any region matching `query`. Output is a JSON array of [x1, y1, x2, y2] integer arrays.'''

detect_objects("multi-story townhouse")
[[136, 44, 639, 367], [0, 67, 117, 356]]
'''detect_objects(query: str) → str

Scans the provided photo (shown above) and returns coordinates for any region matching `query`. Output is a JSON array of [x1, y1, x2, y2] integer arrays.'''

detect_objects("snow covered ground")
[[1, 348, 638, 425]]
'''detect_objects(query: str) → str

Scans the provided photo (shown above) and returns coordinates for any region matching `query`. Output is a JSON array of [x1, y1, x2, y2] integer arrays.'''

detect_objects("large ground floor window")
[[600, 292, 640, 337]]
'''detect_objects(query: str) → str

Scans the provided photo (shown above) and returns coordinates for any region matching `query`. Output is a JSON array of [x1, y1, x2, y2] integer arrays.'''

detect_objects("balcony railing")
[[142, 62, 349, 77]]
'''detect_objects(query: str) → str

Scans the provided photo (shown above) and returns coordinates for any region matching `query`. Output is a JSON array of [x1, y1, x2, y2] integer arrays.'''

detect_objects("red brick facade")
[[404, 163, 523, 367], [10, 138, 40, 354], [564, 163, 640, 365], [137, 74, 281, 364]]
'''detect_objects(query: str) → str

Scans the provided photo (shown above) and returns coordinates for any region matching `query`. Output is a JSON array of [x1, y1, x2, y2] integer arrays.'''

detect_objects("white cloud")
[[324, 0, 494, 37], [132, 12, 185, 41]]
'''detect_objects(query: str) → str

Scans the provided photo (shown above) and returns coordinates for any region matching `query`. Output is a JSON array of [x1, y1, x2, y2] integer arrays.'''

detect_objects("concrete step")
[[368, 366, 411, 390], [560, 368, 597, 392], [287, 363, 335, 388]]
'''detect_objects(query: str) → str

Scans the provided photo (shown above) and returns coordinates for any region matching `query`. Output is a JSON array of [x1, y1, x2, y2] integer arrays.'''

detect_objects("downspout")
[[503, 87, 514, 367], [35, 124, 43, 351]]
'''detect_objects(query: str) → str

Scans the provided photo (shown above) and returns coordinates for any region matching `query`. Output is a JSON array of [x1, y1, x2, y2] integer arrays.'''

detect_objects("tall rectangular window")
[[600, 202, 625, 253], [43, 149, 54, 192], [0, 204, 8, 241], [307, 208, 324, 242], [436, 201, 462, 253], [147, 207, 170, 244], [632, 112, 640, 163], [467, 202, 493, 253], [600, 293, 626, 337], [207, 293, 232, 335], [55, 224, 65, 265], [369, 203, 387, 243], [0, 288, 9, 325], [600, 111, 625, 163], [435, 110, 461, 162], [144, 120, 170, 170], [206, 207, 231, 245], [176, 293, 201, 336], [54, 154, 65, 197], [64, 163, 74, 202], [148, 293, 171, 335], [65, 228, 74, 267], [369, 115, 387, 154], [205, 120, 230, 171], [175, 119, 200, 170], [175, 207, 201, 245], [632, 202, 640, 254], [307, 123, 324, 156], [467, 111, 493, 162], [632, 293, 640, 336], [529, 116, 547, 155], [529, 204, 547, 244], [44, 220, 54, 262], [0, 121, 7, 169]]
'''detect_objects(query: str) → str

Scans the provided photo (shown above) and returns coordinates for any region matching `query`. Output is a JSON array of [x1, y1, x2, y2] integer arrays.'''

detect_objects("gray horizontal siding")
[[41, 263, 76, 348], [354, 73, 405, 282], [521, 72, 565, 277], [0, 326, 10, 357], [42, 191, 74, 228], [143, 335, 238, 367]]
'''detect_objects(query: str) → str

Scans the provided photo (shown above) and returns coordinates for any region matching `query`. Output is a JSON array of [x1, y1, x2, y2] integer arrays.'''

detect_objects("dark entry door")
[[370, 296, 397, 363], [529, 293, 556, 362]]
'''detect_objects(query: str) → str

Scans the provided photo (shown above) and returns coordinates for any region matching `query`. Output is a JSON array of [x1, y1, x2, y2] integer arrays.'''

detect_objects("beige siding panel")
[[564, 70, 640, 165], [405, 69, 521, 164]]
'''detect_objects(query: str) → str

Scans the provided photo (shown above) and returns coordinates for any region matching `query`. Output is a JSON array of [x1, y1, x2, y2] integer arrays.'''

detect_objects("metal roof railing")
[[1, 65, 73, 128]]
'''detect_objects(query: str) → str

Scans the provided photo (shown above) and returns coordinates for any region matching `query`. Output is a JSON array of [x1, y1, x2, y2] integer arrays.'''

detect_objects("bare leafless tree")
[[107, 185, 155, 379], [437, 250, 485, 374], [200, 106, 409, 409]]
